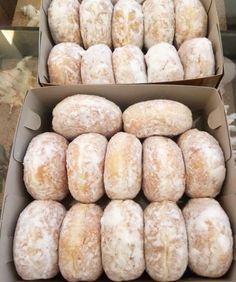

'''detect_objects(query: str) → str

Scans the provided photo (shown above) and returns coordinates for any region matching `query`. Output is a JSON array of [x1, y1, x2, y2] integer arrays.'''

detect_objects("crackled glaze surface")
[[48, 0, 82, 44], [104, 132, 142, 200], [123, 99, 192, 138], [174, 0, 207, 48], [13, 200, 66, 280], [48, 43, 84, 85], [80, 0, 113, 49], [59, 203, 103, 282], [23, 132, 68, 201], [101, 200, 145, 281], [178, 37, 215, 79], [67, 133, 107, 203], [178, 129, 226, 198], [143, 136, 185, 202], [52, 94, 122, 139], [144, 201, 188, 281], [112, 0, 144, 49], [183, 198, 233, 278], [143, 0, 175, 49], [145, 43, 184, 82]]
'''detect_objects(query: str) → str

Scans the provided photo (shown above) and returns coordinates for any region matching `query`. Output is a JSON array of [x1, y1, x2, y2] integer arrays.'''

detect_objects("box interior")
[[38, 0, 223, 88], [0, 84, 235, 282]]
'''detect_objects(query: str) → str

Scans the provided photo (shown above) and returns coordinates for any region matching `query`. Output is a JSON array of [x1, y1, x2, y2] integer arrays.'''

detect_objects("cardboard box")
[[0, 84, 236, 281], [0, 85, 236, 282], [38, 0, 224, 88]]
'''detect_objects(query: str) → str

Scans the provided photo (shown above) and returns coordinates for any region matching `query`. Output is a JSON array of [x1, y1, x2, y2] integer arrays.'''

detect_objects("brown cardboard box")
[[0, 84, 236, 281], [38, 0, 224, 88]]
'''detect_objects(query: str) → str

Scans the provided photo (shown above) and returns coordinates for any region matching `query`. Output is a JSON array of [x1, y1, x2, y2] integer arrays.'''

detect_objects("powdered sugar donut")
[[48, 43, 84, 85], [23, 132, 68, 201], [175, 0, 207, 48], [104, 132, 142, 200], [101, 200, 145, 281], [178, 37, 215, 79], [113, 45, 147, 84], [112, 0, 145, 3], [81, 44, 115, 84], [123, 99, 192, 138], [144, 201, 188, 281], [145, 43, 184, 82], [52, 94, 122, 139], [13, 200, 66, 280], [178, 129, 226, 198], [59, 203, 103, 281], [143, 0, 175, 49], [143, 136, 185, 202], [48, 0, 82, 44], [80, 0, 113, 49], [183, 198, 233, 278], [67, 133, 107, 203], [112, 0, 144, 49]]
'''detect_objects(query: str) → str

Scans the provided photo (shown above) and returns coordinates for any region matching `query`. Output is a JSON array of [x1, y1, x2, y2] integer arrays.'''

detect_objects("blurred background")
[[0, 0, 235, 207]]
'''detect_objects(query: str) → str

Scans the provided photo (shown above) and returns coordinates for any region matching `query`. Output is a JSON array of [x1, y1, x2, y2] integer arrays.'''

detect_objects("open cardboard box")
[[38, 0, 224, 88], [0, 84, 236, 281]]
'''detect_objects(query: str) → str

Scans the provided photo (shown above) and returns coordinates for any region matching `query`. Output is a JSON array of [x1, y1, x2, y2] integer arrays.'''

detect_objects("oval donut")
[[143, 136, 185, 202], [183, 198, 233, 278], [13, 200, 66, 280], [59, 203, 103, 281], [104, 132, 142, 200], [52, 94, 122, 139], [101, 200, 145, 281], [175, 0, 207, 48], [48, 0, 82, 44], [178, 129, 226, 198], [48, 43, 84, 85], [123, 99, 192, 138], [143, 0, 175, 49], [80, 0, 113, 49], [67, 133, 107, 203], [23, 132, 68, 201], [112, 0, 144, 49], [144, 201, 188, 281]]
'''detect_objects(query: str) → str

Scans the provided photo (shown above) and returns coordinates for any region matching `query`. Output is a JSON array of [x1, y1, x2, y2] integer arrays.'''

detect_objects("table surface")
[[0, 0, 236, 209]]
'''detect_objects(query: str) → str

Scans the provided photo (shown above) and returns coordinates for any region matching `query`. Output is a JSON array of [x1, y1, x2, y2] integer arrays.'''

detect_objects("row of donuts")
[[48, 38, 215, 85], [14, 199, 233, 281], [48, 0, 208, 50], [23, 94, 225, 203]]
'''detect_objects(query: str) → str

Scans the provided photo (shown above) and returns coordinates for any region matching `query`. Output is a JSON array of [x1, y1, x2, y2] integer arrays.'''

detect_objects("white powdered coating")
[[13, 200, 66, 280], [178, 37, 215, 79], [59, 203, 103, 282], [48, 0, 82, 44], [80, 0, 113, 49], [144, 201, 188, 281], [52, 94, 122, 139], [23, 132, 68, 201], [104, 132, 142, 200], [48, 43, 84, 85], [174, 0, 208, 48], [178, 129, 226, 198], [143, 0, 175, 49], [123, 99, 192, 138], [81, 44, 115, 84], [67, 133, 107, 203], [183, 198, 233, 278], [112, 0, 145, 4], [113, 45, 147, 84], [145, 43, 184, 82], [101, 200, 145, 281], [112, 0, 144, 49], [143, 136, 185, 202]]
